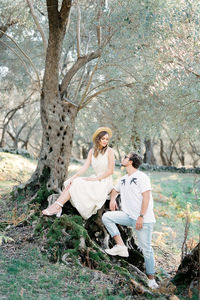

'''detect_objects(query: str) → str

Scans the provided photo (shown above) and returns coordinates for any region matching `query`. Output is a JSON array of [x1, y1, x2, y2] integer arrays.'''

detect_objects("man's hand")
[[136, 216, 143, 230], [110, 200, 118, 211]]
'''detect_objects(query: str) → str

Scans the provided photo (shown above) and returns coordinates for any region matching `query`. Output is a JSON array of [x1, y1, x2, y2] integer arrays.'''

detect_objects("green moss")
[[64, 249, 78, 256], [34, 217, 53, 236], [33, 215, 93, 261], [32, 187, 53, 206], [89, 250, 105, 263], [68, 214, 84, 226], [97, 261, 112, 273], [114, 265, 130, 279], [29, 214, 39, 222], [33, 214, 127, 276], [89, 251, 101, 262], [38, 166, 51, 185]]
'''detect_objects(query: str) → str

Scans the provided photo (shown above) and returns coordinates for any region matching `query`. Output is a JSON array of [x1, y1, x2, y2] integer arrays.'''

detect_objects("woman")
[[42, 127, 115, 219]]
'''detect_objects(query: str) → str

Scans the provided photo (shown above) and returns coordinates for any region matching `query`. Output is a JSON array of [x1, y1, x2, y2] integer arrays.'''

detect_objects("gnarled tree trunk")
[[143, 139, 156, 165], [23, 0, 103, 193], [172, 242, 199, 286], [28, 0, 76, 191]]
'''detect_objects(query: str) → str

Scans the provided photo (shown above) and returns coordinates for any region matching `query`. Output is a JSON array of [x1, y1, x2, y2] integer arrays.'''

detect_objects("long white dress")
[[64, 149, 113, 219]]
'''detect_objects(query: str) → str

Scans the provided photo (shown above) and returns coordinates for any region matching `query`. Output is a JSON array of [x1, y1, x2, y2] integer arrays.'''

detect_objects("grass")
[[150, 172, 200, 254], [0, 152, 199, 299], [0, 245, 136, 300]]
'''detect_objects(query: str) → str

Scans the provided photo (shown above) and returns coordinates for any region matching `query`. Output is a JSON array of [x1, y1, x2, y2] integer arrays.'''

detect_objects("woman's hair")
[[93, 131, 109, 157], [129, 152, 143, 169]]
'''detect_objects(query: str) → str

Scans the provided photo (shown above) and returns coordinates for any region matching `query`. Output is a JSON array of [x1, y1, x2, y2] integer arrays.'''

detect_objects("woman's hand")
[[83, 177, 99, 181], [68, 178, 74, 185], [64, 177, 74, 188]]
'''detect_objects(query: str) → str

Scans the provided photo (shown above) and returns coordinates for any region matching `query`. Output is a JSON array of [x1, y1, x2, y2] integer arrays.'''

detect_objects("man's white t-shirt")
[[114, 170, 156, 223]]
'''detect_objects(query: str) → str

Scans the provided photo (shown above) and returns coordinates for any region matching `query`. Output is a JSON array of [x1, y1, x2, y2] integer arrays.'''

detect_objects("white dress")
[[64, 149, 113, 219]]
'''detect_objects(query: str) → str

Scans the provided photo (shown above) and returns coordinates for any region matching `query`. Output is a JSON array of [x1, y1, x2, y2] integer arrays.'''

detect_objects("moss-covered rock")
[[34, 214, 143, 279]]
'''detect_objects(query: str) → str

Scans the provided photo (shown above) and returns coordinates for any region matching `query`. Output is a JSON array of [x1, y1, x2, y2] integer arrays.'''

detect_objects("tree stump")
[[172, 242, 199, 286]]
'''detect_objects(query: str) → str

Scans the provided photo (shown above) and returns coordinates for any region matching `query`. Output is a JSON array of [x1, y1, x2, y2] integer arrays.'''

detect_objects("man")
[[102, 152, 158, 289]]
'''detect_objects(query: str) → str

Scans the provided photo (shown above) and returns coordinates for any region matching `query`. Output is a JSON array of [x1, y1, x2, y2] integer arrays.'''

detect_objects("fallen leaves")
[[7, 208, 27, 226], [169, 295, 180, 300], [130, 278, 145, 294]]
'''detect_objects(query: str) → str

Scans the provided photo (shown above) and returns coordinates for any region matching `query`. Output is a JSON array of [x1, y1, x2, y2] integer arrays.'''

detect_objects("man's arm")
[[110, 188, 119, 211], [135, 190, 150, 230]]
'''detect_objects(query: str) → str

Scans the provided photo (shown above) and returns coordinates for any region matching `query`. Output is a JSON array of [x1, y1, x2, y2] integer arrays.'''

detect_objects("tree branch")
[[105, 0, 109, 10], [175, 56, 200, 78], [189, 141, 200, 157], [60, 50, 101, 95], [0, 30, 41, 89], [3, 93, 34, 124], [96, 6, 102, 47], [72, 37, 91, 103], [46, 0, 59, 30], [78, 59, 100, 107], [16, 121, 29, 140], [60, 0, 72, 27], [84, 79, 127, 97], [0, 19, 17, 38], [26, 0, 47, 53], [79, 83, 129, 109], [183, 100, 200, 107], [21, 118, 40, 148], [0, 39, 34, 82], [0, 93, 34, 147], [76, 0, 81, 57]]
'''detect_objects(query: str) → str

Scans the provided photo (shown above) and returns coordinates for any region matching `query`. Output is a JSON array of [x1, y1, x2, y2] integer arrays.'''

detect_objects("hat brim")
[[92, 127, 112, 143]]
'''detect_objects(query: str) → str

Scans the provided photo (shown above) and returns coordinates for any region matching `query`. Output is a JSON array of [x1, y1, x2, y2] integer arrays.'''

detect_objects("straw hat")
[[92, 127, 112, 143]]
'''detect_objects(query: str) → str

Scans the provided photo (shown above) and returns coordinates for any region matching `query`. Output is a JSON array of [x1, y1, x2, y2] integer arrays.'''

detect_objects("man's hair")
[[129, 152, 143, 169]]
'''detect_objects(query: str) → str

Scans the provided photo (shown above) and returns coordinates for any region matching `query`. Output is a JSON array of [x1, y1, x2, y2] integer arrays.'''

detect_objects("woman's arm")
[[71, 148, 93, 180], [85, 147, 115, 181]]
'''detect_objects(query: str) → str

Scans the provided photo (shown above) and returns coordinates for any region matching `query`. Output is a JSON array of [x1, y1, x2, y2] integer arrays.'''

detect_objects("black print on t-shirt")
[[130, 177, 137, 185], [121, 179, 126, 185]]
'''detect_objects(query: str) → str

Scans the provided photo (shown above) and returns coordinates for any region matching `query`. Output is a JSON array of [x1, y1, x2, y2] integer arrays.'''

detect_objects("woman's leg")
[[42, 186, 71, 214]]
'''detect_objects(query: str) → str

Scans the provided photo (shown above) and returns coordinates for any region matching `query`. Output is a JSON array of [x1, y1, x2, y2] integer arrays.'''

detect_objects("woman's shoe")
[[42, 201, 63, 217]]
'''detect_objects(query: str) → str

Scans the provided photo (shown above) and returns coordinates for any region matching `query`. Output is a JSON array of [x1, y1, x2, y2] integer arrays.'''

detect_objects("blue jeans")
[[102, 211, 155, 275]]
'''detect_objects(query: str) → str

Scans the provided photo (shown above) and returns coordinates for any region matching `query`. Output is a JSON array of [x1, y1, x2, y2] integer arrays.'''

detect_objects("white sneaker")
[[148, 279, 159, 289], [105, 244, 129, 257]]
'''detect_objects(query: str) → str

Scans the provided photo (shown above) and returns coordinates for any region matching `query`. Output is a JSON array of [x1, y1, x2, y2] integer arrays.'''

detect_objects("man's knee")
[[102, 211, 113, 224]]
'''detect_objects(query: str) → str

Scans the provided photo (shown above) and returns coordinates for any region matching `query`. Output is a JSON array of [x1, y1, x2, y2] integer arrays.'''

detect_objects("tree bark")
[[24, 0, 106, 192], [28, 0, 74, 191], [131, 132, 141, 152], [159, 139, 168, 166], [143, 139, 156, 165], [131, 112, 141, 152]]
